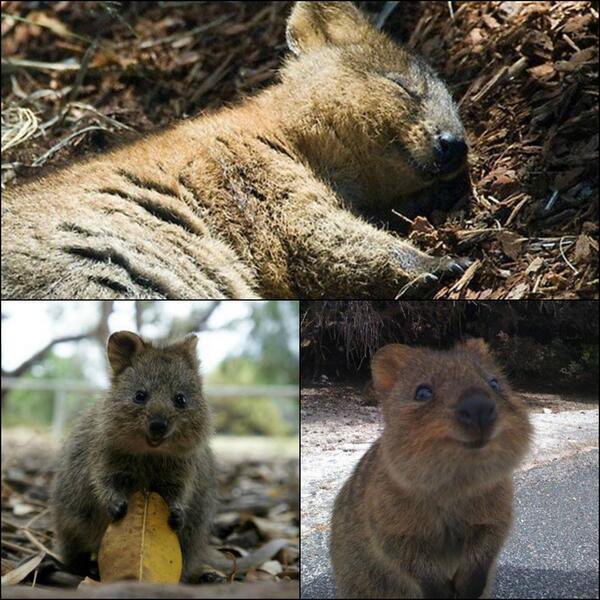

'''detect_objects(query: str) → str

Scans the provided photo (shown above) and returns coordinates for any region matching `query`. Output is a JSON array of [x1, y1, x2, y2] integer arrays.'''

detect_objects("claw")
[[442, 256, 472, 274], [168, 506, 185, 531], [107, 498, 128, 522]]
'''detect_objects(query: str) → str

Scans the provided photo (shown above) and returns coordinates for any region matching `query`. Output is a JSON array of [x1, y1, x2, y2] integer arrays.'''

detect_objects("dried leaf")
[[0, 552, 44, 585], [78, 577, 101, 587], [498, 231, 524, 260], [573, 234, 592, 264], [569, 47, 597, 66], [411, 216, 436, 234], [506, 281, 529, 299], [526, 257, 545, 274], [209, 539, 290, 573], [27, 11, 73, 40], [250, 516, 298, 540], [482, 15, 500, 29], [98, 492, 182, 584], [563, 14, 593, 34], [528, 63, 554, 80], [12, 502, 37, 516], [258, 560, 282, 576]]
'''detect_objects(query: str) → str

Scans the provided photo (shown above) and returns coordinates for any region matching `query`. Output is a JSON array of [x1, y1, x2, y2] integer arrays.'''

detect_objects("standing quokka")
[[50, 331, 216, 582], [331, 339, 532, 599]]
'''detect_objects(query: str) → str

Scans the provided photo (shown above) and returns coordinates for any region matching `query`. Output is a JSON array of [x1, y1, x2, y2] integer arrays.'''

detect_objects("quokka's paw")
[[406, 254, 472, 285], [107, 497, 128, 522], [391, 242, 471, 280], [433, 255, 473, 276], [168, 505, 185, 531]]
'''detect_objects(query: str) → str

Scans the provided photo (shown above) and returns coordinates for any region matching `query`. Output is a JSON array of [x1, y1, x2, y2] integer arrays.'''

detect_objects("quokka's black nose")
[[455, 388, 497, 431], [149, 417, 168, 436], [437, 132, 468, 173]]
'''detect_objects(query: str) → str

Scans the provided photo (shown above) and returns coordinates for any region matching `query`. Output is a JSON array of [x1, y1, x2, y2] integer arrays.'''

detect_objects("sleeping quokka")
[[2, 2, 468, 299]]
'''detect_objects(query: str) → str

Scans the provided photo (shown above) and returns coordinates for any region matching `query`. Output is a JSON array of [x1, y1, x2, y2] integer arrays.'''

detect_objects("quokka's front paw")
[[107, 497, 128, 522], [453, 564, 489, 599], [391, 242, 471, 285], [168, 505, 185, 531], [430, 254, 473, 279]]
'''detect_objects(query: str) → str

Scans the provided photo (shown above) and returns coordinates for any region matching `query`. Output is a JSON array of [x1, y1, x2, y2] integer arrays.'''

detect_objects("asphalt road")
[[301, 448, 599, 599]]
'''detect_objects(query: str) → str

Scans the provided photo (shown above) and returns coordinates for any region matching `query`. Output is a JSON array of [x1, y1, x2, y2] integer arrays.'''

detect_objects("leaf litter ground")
[[0, 430, 298, 594]]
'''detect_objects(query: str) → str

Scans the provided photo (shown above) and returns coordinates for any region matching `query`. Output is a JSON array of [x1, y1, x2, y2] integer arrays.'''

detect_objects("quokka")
[[50, 331, 216, 581], [331, 339, 532, 598], [2, 2, 468, 299]]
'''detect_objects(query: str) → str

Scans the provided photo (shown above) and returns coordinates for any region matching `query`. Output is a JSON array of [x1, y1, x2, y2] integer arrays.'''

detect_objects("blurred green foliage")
[[212, 397, 293, 436], [207, 302, 298, 435], [3, 353, 87, 427], [207, 301, 299, 385], [2, 301, 299, 436]]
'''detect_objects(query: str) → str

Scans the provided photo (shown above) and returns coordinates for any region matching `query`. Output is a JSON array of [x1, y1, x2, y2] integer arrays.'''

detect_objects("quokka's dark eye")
[[386, 73, 420, 98], [173, 392, 187, 408], [414, 385, 433, 402], [134, 390, 148, 404], [488, 378, 501, 392]]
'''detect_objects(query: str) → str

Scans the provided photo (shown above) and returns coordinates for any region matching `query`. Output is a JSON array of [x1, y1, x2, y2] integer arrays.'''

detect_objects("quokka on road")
[[2, 1, 471, 300], [331, 339, 532, 599]]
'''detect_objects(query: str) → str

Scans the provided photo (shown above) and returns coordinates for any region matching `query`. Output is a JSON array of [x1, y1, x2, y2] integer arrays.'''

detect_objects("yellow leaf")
[[98, 491, 182, 584]]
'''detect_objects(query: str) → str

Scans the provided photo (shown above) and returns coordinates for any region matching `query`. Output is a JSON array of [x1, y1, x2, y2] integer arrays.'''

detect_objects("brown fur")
[[50, 331, 216, 582], [2, 2, 468, 299], [331, 339, 532, 598]]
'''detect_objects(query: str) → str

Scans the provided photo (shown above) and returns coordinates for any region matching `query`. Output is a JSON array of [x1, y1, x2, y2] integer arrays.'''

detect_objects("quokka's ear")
[[173, 334, 200, 370], [286, 1, 374, 56], [462, 338, 492, 359], [107, 331, 146, 375], [371, 344, 412, 396]]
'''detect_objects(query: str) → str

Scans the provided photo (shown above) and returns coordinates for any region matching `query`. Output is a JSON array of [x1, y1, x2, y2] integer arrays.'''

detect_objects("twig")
[[562, 33, 581, 53], [224, 551, 237, 583], [543, 190, 559, 213], [1, 59, 80, 74], [395, 273, 437, 298], [189, 52, 236, 105], [1, 539, 34, 555], [139, 13, 233, 49], [391, 209, 414, 225], [376, 2, 399, 30], [447, 1, 455, 21], [59, 39, 99, 122], [23, 530, 61, 562], [529, 239, 575, 251], [31, 126, 108, 167], [559, 236, 578, 274], [67, 102, 134, 131], [1, 13, 91, 43], [1, 106, 39, 152], [2, 332, 96, 379], [448, 259, 481, 293], [470, 66, 507, 104], [505, 196, 529, 226], [1, 516, 24, 530]]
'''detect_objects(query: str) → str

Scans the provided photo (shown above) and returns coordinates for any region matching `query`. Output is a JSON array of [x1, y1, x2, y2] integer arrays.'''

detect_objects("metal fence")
[[1, 377, 298, 438]]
